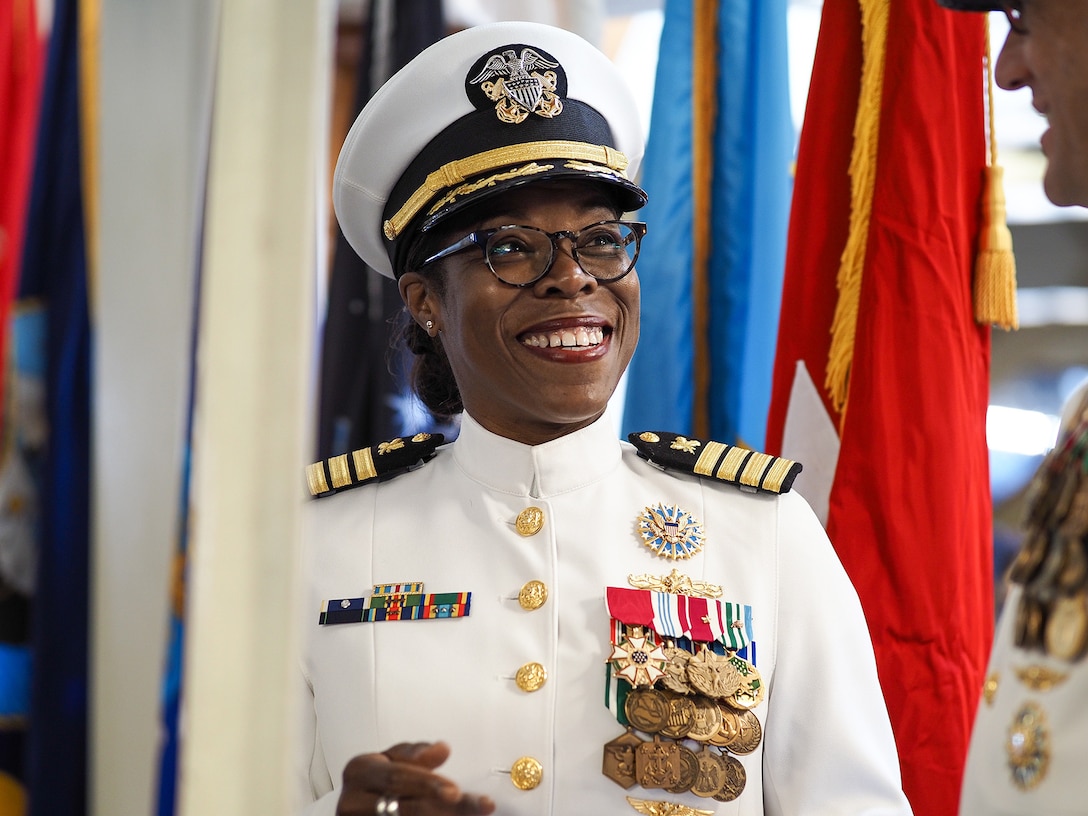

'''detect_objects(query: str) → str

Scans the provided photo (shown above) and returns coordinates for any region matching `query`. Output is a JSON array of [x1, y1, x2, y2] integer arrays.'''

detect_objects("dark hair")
[[394, 225, 465, 421]]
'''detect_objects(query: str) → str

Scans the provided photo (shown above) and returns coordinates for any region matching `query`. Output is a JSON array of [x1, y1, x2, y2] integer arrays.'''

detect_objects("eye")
[[486, 228, 542, 265], [578, 225, 625, 251]]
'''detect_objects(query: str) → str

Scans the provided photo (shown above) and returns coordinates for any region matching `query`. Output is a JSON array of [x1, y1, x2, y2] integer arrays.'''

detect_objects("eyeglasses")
[[418, 220, 647, 287], [999, 1, 1027, 35]]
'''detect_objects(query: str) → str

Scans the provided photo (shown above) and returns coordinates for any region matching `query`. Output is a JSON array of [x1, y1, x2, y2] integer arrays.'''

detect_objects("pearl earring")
[[425, 320, 434, 332]]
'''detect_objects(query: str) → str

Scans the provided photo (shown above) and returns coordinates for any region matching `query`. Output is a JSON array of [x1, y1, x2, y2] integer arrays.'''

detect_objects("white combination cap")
[[333, 21, 647, 279]]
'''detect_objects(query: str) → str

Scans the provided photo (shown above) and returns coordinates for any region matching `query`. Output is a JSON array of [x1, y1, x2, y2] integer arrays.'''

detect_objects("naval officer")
[[297, 20, 913, 816], [937, 2, 1088, 813]]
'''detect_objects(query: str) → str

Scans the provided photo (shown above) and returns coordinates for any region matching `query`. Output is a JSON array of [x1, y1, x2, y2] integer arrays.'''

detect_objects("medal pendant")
[[725, 656, 765, 710], [625, 688, 671, 734], [1045, 591, 1088, 661], [684, 696, 723, 743], [689, 748, 728, 798], [658, 691, 696, 739], [711, 754, 747, 802], [602, 729, 642, 789], [1006, 701, 1051, 791], [686, 647, 744, 700], [635, 738, 682, 790], [660, 646, 695, 695], [665, 744, 701, 794], [725, 708, 763, 755], [708, 704, 740, 748]]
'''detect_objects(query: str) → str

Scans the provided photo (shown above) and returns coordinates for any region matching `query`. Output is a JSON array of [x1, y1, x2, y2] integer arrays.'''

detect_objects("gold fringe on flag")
[[974, 16, 1018, 329], [825, 0, 889, 418], [692, 0, 718, 438]]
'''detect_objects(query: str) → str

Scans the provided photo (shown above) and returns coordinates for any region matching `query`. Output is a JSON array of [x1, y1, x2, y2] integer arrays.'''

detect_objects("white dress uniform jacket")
[[959, 584, 1087, 815], [297, 412, 912, 815]]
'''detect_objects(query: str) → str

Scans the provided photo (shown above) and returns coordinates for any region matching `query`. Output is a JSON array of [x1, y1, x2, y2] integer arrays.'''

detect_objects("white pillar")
[[177, 0, 329, 812]]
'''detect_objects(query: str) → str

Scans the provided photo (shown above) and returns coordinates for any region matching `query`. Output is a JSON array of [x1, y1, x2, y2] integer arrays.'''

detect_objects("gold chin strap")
[[382, 140, 630, 240]]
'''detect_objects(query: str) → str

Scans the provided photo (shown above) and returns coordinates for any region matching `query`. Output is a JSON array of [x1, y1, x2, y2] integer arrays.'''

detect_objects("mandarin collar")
[[451, 412, 624, 498]]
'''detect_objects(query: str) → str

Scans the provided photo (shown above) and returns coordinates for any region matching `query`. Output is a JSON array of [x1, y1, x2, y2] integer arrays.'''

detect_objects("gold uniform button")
[[518, 580, 548, 611], [515, 662, 548, 692], [515, 506, 545, 537], [510, 756, 543, 790]]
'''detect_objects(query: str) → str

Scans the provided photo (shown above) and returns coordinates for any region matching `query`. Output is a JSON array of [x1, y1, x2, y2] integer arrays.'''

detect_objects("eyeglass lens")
[[484, 221, 641, 286]]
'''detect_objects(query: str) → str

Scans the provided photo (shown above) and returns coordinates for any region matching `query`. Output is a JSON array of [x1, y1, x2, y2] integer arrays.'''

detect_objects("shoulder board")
[[306, 433, 444, 498], [628, 431, 801, 495]]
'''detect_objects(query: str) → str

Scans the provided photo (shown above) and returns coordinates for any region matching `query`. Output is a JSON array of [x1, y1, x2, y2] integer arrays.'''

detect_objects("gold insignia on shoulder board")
[[377, 438, 405, 455], [670, 436, 701, 454]]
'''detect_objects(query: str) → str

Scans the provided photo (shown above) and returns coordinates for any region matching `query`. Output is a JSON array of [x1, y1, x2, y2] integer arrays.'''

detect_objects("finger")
[[382, 741, 452, 771], [341, 751, 459, 803]]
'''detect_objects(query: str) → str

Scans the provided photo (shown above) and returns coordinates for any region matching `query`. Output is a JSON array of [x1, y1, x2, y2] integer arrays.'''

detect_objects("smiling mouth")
[[520, 326, 606, 349]]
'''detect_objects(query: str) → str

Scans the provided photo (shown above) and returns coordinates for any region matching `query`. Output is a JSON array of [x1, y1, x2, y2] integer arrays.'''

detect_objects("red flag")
[[0, 0, 46, 419], [766, 1, 993, 814]]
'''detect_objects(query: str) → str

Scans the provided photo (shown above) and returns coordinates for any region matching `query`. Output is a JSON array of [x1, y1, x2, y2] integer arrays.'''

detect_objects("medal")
[[625, 688, 671, 734], [686, 647, 744, 699], [1006, 701, 1051, 791], [689, 748, 728, 798], [665, 744, 700, 794], [684, 696, 723, 742], [610, 633, 669, 687], [1044, 590, 1088, 661], [602, 729, 642, 789], [658, 692, 696, 739], [660, 646, 695, 695], [711, 754, 747, 802], [726, 708, 763, 755], [635, 738, 682, 790]]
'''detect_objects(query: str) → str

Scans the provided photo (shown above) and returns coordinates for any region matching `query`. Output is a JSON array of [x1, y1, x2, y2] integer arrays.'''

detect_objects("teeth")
[[523, 327, 604, 349]]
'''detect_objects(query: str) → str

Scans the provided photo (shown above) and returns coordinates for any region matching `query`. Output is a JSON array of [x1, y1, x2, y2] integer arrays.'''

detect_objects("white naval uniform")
[[959, 585, 1088, 815], [297, 412, 912, 815]]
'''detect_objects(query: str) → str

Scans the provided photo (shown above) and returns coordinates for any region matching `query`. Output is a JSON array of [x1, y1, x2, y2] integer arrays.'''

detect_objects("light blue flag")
[[623, 0, 793, 449]]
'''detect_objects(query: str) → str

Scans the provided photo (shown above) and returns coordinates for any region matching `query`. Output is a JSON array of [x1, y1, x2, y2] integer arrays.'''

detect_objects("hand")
[[335, 741, 497, 816]]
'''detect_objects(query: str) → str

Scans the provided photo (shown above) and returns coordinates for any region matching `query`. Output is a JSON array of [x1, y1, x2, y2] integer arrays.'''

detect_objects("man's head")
[[939, 1, 1088, 207]]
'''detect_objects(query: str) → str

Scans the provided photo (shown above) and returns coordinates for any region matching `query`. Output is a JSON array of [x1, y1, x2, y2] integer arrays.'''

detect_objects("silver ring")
[[376, 796, 400, 815]]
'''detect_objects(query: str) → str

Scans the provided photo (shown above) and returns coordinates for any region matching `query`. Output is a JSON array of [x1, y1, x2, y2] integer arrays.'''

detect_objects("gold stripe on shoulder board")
[[630, 431, 801, 495]]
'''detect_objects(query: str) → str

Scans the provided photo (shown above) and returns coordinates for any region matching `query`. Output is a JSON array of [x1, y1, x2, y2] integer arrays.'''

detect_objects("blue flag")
[[18, 0, 93, 813], [623, 0, 793, 448]]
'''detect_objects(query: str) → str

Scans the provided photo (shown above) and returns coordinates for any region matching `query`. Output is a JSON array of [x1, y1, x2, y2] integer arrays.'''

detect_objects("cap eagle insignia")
[[469, 47, 563, 124]]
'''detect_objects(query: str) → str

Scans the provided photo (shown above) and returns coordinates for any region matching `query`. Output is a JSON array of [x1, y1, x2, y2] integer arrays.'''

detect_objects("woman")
[[299, 21, 912, 816]]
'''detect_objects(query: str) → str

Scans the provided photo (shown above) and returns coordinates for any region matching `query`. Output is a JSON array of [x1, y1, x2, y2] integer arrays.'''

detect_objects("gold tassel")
[[825, 0, 889, 419], [974, 16, 1018, 330]]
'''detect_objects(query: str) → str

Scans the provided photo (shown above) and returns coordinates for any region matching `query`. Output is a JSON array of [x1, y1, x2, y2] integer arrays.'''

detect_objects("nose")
[[533, 235, 598, 297], [994, 29, 1028, 91]]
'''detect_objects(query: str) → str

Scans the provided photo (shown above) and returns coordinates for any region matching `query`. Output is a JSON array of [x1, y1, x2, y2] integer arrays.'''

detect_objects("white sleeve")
[[295, 659, 338, 815], [762, 491, 914, 815]]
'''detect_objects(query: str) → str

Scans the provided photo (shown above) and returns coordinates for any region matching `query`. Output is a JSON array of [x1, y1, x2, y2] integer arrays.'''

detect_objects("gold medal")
[[660, 646, 695, 695], [1006, 702, 1051, 791], [684, 696, 723, 742], [708, 704, 740, 747], [689, 748, 727, 798], [686, 647, 744, 700], [726, 657, 765, 710], [665, 743, 701, 795], [625, 688, 671, 734], [658, 692, 696, 740], [635, 738, 682, 790], [602, 729, 642, 789], [727, 709, 763, 755], [712, 754, 747, 802], [1045, 591, 1088, 661]]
